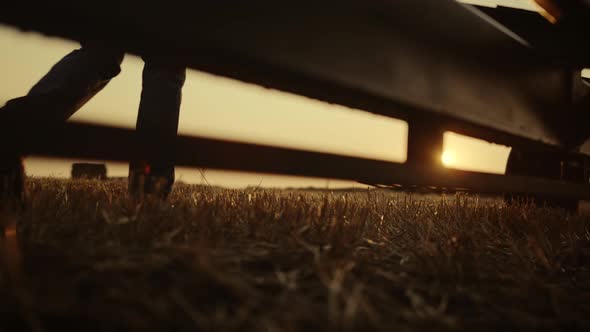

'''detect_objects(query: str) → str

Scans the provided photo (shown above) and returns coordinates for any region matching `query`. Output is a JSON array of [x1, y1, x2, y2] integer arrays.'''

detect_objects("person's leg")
[[1, 45, 124, 124], [128, 56, 185, 199], [0, 45, 124, 202]]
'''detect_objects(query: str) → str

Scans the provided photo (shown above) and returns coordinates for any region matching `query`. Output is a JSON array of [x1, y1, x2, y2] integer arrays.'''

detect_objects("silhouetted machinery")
[[2, 0, 590, 208]]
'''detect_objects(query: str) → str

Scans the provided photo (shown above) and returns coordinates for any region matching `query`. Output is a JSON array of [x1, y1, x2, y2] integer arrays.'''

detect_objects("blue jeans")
[[1, 44, 186, 196]]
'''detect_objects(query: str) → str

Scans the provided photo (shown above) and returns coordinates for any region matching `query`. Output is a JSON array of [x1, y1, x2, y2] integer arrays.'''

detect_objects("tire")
[[504, 147, 581, 211]]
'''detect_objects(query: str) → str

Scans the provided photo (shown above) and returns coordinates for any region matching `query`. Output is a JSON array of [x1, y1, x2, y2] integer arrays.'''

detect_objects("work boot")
[[128, 160, 174, 200]]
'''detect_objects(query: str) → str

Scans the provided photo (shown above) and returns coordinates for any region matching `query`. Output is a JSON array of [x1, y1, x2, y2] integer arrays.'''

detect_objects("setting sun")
[[441, 151, 455, 166]]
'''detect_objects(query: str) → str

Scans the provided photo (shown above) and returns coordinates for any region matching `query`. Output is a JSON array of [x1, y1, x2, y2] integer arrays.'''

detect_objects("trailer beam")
[[2, 122, 589, 199]]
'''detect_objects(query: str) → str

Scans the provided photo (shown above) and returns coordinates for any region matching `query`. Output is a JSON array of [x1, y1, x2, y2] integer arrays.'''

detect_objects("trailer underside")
[[1, 0, 590, 200]]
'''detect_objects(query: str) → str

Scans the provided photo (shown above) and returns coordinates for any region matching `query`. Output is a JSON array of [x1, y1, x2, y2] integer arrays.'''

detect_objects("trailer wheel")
[[504, 147, 582, 211]]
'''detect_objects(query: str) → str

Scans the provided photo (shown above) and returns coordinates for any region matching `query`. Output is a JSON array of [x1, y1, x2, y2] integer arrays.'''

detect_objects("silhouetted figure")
[[0, 43, 186, 200]]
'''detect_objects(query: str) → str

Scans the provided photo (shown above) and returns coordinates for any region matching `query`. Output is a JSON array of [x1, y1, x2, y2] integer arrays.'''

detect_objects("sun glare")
[[441, 151, 455, 166]]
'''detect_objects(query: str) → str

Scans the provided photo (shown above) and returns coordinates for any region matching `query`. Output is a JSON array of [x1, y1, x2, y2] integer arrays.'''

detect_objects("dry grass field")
[[1, 178, 590, 331]]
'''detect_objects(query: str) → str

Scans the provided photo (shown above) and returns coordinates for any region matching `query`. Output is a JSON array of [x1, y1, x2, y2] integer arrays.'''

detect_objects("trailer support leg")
[[406, 120, 444, 168]]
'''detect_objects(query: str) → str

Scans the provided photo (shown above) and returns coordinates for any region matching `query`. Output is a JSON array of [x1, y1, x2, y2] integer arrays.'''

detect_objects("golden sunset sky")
[[0, 0, 539, 187]]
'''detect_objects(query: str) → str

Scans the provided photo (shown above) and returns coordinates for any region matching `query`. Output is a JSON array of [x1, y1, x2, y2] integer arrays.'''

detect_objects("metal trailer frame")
[[1, 0, 590, 199]]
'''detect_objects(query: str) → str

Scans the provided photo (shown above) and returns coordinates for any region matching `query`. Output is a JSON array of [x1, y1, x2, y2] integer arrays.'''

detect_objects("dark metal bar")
[[3, 122, 590, 199], [407, 121, 443, 167], [475, 4, 590, 66], [472, 5, 589, 66]]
